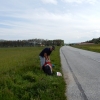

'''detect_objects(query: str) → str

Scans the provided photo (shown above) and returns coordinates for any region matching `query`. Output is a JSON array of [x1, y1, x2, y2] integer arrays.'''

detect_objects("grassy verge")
[[72, 44, 100, 53], [0, 46, 66, 100]]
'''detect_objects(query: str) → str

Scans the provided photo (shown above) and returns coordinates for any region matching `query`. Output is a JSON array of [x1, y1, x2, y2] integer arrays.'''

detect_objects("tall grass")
[[0, 46, 66, 100]]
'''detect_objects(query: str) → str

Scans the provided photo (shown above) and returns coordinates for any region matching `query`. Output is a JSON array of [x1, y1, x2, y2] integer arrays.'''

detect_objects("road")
[[60, 46, 100, 100]]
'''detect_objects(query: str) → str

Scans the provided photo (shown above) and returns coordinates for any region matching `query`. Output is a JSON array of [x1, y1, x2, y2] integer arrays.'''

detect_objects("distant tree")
[[86, 37, 100, 44], [53, 39, 64, 46], [0, 38, 64, 47]]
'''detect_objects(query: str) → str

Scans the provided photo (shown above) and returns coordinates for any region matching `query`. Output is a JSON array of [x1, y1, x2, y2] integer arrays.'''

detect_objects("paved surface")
[[60, 46, 100, 100]]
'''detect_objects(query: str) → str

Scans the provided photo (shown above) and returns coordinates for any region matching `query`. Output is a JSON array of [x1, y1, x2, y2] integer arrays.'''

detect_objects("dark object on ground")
[[42, 65, 52, 75]]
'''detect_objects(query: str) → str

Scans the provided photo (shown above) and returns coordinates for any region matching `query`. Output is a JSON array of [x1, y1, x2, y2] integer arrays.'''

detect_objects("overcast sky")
[[0, 0, 100, 43]]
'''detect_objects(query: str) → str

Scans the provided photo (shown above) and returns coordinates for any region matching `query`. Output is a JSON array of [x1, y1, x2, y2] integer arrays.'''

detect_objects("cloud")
[[62, 0, 84, 3], [0, 0, 100, 43], [41, 0, 57, 4], [62, 0, 98, 4], [0, 7, 100, 42]]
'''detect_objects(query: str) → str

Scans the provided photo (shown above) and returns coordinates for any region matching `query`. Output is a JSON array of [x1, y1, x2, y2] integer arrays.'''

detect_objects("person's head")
[[43, 65, 52, 75], [50, 46, 55, 51]]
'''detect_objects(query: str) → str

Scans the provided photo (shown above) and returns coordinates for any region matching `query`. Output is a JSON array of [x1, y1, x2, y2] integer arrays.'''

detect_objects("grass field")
[[72, 44, 100, 53], [0, 46, 66, 100]]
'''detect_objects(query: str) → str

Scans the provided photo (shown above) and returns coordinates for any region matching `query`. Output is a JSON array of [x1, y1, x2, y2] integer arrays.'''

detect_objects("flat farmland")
[[72, 44, 100, 53], [0, 47, 66, 100]]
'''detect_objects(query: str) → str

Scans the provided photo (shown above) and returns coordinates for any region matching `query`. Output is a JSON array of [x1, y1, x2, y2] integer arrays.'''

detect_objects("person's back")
[[39, 48, 51, 57]]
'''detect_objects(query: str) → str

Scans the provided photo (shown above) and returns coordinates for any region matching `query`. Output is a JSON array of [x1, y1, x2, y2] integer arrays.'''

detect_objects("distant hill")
[[86, 37, 100, 44], [0, 39, 6, 42]]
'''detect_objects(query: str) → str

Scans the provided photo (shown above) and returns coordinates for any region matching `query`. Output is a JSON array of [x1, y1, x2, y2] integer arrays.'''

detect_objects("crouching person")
[[39, 46, 55, 70]]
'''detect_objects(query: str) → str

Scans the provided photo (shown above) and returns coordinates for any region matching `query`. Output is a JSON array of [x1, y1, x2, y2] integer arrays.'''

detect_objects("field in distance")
[[72, 44, 100, 53]]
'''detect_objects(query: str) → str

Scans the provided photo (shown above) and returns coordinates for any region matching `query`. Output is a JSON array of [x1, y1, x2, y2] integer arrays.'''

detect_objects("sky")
[[0, 0, 100, 43]]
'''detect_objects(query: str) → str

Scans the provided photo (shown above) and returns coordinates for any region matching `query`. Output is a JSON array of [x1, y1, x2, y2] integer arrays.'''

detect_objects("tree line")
[[0, 39, 64, 47], [86, 37, 100, 44]]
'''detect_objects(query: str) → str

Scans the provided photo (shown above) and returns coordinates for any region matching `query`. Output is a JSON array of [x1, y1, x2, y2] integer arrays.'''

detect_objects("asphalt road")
[[60, 46, 100, 100]]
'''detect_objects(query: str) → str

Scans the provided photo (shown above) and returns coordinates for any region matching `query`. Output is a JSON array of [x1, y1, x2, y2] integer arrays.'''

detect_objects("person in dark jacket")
[[39, 46, 55, 70]]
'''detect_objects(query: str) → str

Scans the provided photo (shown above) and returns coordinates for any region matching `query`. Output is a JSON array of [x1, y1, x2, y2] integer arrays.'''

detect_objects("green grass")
[[72, 44, 100, 53], [0, 46, 66, 100]]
